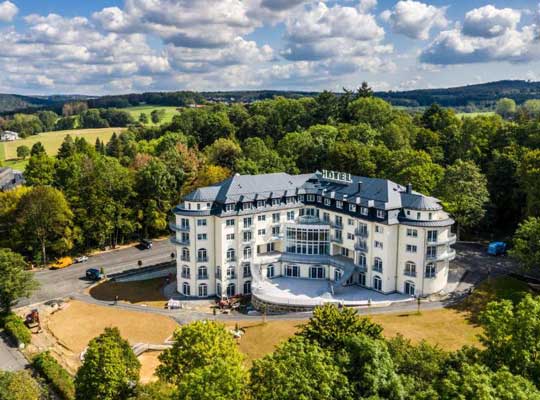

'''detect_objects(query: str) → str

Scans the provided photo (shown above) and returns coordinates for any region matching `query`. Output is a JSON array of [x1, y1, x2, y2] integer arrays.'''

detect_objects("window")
[[197, 203, 201, 210], [299, 195, 304, 202], [226, 233, 235, 240], [216, 282, 222, 296], [197, 233, 207, 241], [197, 248, 207, 262], [373, 276, 382, 291], [181, 232, 189, 244], [258, 215, 266, 222], [198, 265, 208, 279], [307, 194, 315, 202], [374, 241, 383, 249], [349, 204, 357, 212], [243, 202, 253, 210], [335, 216, 343, 227], [404, 281, 415, 296], [373, 257, 383, 272], [243, 263, 251, 278], [182, 282, 190, 296], [226, 219, 235, 226], [258, 229, 266, 236], [341, 247, 349, 257], [375, 225, 384, 233], [417, 212, 421, 219], [335, 269, 343, 281], [243, 246, 252, 259], [181, 265, 190, 279], [407, 228, 418, 238], [272, 226, 280, 237], [404, 262, 416, 277], [377, 210, 385, 219], [358, 253, 367, 268], [272, 198, 280, 206], [407, 210, 411, 216], [334, 229, 342, 242], [360, 207, 369, 216], [227, 283, 236, 297], [272, 213, 280, 223], [428, 213, 433, 220], [287, 211, 295, 221], [226, 265, 235, 279], [267, 264, 275, 278], [225, 203, 235, 212], [243, 281, 251, 294], [427, 230, 438, 243], [323, 212, 330, 223], [198, 283, 207, 297], [357, 223, 368, 237], [197, 219, 207, 226], [348, 218, 354, 226], [226, 248, 235, 261], [243, 231, 252, 242], [347, 232, 354, 240], [427, 246, 437, 259], [257, 200, 265, 208], [309, 266, 325, 279], [324, 198, 331, 206], [406, 244, 417, 253], [317, 195, 322, 202], [358, 272, 366, 286], [181, 218, 190, 229], [286, 197, 295, 204], [336, 200, 343, 209], [215, 267, 221, 279], [181, 248, 190, 261], [285, 264, 300, 277], [266, 242, 275, 252], [243, 217, 252, 228], [425, 263, 436, 278]]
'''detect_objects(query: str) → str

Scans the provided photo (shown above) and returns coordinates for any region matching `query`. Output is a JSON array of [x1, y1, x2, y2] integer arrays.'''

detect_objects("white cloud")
[[462, 5, 521, 38], [0, 1, 17, 22], [381, 0, 447, 40]]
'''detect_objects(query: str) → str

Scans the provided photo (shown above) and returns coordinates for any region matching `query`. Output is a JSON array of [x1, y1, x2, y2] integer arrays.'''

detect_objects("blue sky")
[[0, 0, 539, 95]]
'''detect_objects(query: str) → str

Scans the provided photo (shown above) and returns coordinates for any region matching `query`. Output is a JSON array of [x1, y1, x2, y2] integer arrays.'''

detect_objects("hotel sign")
[[322, 169, 352, 183]]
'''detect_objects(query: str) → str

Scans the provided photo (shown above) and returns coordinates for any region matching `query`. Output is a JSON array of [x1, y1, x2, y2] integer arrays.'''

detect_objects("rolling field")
[[457, 111, 495, 118], [123, 105, 179, 125]]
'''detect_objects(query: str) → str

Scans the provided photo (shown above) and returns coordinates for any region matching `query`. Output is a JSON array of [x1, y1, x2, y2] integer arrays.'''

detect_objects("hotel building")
[[170, 171, 456, 309]]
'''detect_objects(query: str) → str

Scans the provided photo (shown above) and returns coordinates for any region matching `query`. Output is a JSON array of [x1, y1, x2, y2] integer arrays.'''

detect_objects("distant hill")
[[1, 80, 540, 114]]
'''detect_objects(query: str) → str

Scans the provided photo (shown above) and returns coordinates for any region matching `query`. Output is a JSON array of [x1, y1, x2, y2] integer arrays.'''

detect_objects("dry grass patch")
[[138, 351, 162, 384], [89, 278, 168, 308]]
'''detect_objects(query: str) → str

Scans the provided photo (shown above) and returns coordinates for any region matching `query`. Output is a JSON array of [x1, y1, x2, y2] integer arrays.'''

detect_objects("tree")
[[204, 138, 242, 170], [14, 186, 74, 265], [357, 81, 373, 98], [80, 109, 109, 128], [30, 141, 46, 156], [298, 304, 382, 351], [348, 97, 393, 129], [518, 149, 540, 217], [24, 153, 56, 186], [0, 370, 42, 400], [250, 337, 352, 400], [75, 327, 140, 400], [57, 135, 76, 159], [495, 98, 517, 119], [139, 113, 149, 124], [151, 109, 166, 124], [37, 110, 58, 131], [521, 99, 540, 119], [16, 145, 30, 160], [0, 249, 38, 312], [509, 217, 540, 271], [436, 160, 489, 239]]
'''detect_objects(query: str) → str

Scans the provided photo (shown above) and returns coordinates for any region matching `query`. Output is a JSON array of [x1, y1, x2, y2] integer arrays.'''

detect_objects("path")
[[0, 331, 28, 371]]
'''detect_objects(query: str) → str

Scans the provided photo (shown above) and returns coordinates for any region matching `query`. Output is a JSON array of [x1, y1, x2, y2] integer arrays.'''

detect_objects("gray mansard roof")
[[182, 171, 442, 211]]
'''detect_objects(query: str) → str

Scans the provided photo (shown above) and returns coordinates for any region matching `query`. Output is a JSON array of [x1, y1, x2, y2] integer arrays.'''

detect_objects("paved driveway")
[[16, 238, 175, 308], [0, 331, 27, 371]]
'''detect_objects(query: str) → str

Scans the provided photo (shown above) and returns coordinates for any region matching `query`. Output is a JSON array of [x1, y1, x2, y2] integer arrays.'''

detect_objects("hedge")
[[33, 352, 75, 400], [3, 314, 31, 345]]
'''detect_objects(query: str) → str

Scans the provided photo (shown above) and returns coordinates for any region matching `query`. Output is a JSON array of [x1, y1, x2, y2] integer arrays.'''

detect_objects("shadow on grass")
[[89, 277, 168, 305]]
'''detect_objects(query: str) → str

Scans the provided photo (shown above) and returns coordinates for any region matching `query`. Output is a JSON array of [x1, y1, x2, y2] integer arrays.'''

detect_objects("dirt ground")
[[89, 278, 169, 309], [138, 351, 162, 384]]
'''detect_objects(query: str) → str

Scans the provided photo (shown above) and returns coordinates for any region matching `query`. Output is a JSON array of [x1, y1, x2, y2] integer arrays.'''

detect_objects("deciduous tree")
[[0, 248, 38, 312]]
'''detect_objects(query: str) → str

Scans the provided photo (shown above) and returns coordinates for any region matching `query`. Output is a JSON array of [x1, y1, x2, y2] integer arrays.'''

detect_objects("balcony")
[[197, 257, 208, 263], [226, 256, 237, 262], [243, 271, 252, 278], [171, 236, 190, 246], [354, 228, 369, 238], [404, 270, 417, 277], [227, 273, 237, 279], [331, 221, 343, 229], [355, 242, 368, 251], [169, 222, 190, 232], [373, 265, 383, 273], [331, 236, 343, 244], [181, 272, 191, 279], [181, 256, 190, 262], [426, 249, 456, 262], [198, 274, 208, 280], [427, 234, 458, 245]]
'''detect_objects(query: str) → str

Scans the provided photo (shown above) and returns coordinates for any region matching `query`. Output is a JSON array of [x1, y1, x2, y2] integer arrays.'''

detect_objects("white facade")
[[171, 172, 456, 300], [0, 131, 19, 141]]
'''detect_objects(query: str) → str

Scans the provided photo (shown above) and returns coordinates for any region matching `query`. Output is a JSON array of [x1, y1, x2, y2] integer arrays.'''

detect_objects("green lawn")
[[457, 111, 495, 118], [122, 106, 179, 126], [1, 127, 123, 170]]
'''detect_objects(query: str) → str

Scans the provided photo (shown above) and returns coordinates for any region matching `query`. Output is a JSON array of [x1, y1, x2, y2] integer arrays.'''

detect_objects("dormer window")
[[324, 198, 331, 206], [360, 207, 368, 216], [336, 200, 343, 209], [257, 200, 265, 208], [349, 204, 356, 212], [317, 196, 322, 202], [299, 195, 305, 202], [307, 194, 315, 202], [244, 202, 253, 210], [225, 203, 235, 212], [272, 198, 280, 206], [377, 210, 385, 219]]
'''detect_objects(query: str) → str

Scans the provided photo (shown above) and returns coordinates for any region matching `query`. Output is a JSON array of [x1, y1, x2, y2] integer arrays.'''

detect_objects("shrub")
[[33, 352, 75, 400], [3, 314, 31, 345]]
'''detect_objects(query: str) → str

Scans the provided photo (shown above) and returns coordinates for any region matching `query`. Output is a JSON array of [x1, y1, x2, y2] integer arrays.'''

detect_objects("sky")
[[0, 0, 539, 95]]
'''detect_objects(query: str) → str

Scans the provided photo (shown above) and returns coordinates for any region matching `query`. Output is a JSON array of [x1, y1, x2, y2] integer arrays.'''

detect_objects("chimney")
[[406, 183, 412, 194], [357, 181, 362, 194]]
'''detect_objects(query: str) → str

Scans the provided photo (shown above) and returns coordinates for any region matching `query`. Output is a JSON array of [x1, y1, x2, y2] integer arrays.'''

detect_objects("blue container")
[[487, 241, 507, 256]]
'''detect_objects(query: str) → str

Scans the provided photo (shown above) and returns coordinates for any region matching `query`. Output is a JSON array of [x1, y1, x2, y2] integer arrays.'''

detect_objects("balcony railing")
[[226, 256, 236, 262], [354, 228, 369, 237], [355, 242, 368, 251], [227, 273, 236, 279], [331, 236, 343, 244], [198, 274, 208, 280], [171, 237, 190, 246], [181, 273, 191, 279], [181, 256, 190, 262], [243, 271, 252, 278], [169, 222, 190, 232], [373, 265, 383, 273], [197, 257, 208, 263], [404, 270, 417, 277]]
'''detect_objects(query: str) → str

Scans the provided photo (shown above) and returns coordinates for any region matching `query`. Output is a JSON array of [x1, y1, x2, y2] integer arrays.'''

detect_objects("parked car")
[[49, 257, 73, 270], [487, 241, 507, 256], [139, 239, 153, 250], [74, 255, 89, 263], [85, 268, 103, 281]]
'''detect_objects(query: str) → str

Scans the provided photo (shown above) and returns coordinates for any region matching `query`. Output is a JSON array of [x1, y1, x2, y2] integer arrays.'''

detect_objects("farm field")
[[123, 105, 179, 126], [457, 111, 495, 118]]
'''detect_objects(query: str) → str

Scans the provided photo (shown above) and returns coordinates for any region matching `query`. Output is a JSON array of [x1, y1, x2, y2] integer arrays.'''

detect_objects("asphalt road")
[[17, 238, 176, 308], [0, 331, 27, 371]]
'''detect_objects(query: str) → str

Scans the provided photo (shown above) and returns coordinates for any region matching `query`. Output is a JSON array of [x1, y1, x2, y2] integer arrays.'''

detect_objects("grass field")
[[457, 111, 495, 118], [123, 106, 179, 126], [1, 127, 123, 170]]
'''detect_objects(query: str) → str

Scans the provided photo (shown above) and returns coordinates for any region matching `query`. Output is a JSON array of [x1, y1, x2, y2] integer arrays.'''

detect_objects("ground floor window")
[[309, 265, 325, 279], [285, 264, 300, 277], [373, 275, 382, 291], [244, 281, 251, 294], [182, 282, 190, 296], [216, 282, 222, 296], [358, 272, 366, 286], [404, 281, 415, 296], [425, 263, 436, 278], [227, 283, 236, 297], [334, 269, 343, 281], [198, 283, 208, 297], [346, 275, 354, 285], [267, 264, 275, 278]]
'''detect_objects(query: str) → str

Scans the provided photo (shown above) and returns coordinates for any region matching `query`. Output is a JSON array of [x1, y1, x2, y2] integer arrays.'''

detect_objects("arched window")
[[267, 264, 275, 278], [243, 281, 251, 295], [404, 262, 416, 277], [227, 248, 236, 261], [243, 246, 251, 259], [373, 257, 383, 273], [198, 283, 208, 297], [425, 263, 436, 278], [197, 248, 207, 262], [182, 282, 190, 296], [227, 283, 236, 297], [198, 265, 208, 279], [181, 265, 190, 279], [358, 253, 367, 268], [404, 281, 415, 295], [373, 275, 382, 291], [227, 265, 236, 279], [181, 247, 190, 261], [358, 272, 366, 286]]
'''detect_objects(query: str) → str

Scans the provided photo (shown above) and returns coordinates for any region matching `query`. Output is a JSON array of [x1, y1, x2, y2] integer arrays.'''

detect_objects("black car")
[[86, 268, 103, 281], [139, 239, 153, 250]]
